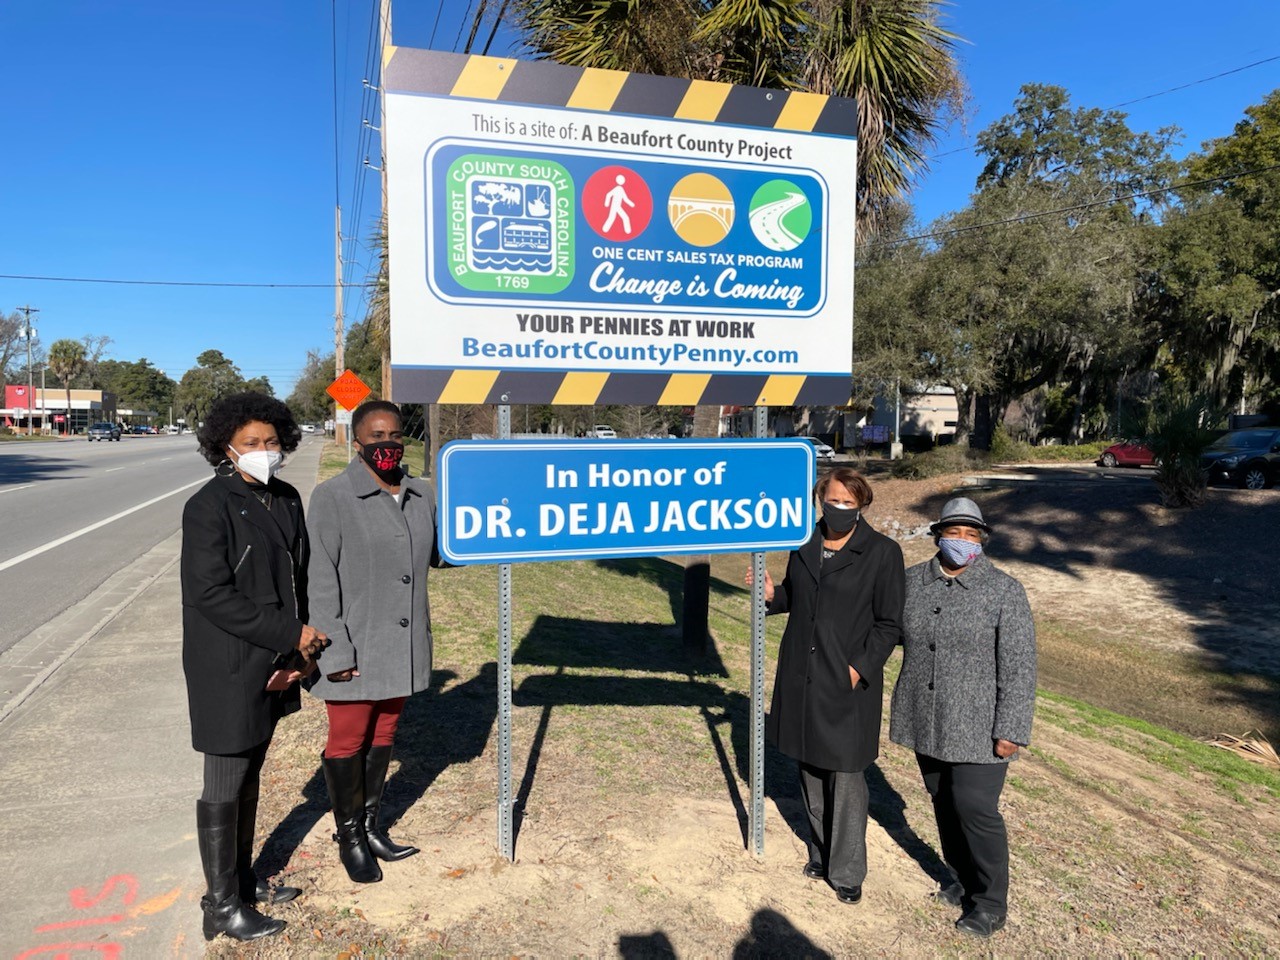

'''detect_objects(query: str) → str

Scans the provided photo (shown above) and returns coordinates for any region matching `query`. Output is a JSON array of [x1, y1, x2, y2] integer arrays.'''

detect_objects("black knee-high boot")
[[363, 745, 420, 862], [237, 784, 302, 904], [321, 753, 382, 883], [196, 800, 286, 942]]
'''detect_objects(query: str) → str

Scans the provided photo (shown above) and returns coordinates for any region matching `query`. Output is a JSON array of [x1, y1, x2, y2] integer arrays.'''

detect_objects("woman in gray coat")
[[307, 400, 438, 883], [890, 497, 1036, 939]]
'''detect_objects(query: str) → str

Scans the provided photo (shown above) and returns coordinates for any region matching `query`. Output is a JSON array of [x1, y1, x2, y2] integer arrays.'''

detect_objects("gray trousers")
[[797, 761, 869, 888]]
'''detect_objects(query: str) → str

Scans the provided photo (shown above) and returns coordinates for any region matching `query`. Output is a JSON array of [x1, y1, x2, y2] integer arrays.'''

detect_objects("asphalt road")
[[0, 434, 321, 654]]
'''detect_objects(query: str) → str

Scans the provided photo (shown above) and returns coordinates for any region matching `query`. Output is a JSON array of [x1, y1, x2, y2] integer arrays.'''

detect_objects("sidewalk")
[[0, 437, 325, 957]]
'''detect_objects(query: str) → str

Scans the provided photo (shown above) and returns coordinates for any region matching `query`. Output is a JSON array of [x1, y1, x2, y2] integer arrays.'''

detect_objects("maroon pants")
[[324, 697, 407, 758]]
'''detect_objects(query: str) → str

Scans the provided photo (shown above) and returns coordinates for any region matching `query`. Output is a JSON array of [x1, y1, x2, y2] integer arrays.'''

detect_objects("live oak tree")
[[1153, 89, 1280, 410]]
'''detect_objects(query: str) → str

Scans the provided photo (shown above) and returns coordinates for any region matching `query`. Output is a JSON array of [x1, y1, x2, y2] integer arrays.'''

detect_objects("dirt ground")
[[209, 466, 1280, 958]]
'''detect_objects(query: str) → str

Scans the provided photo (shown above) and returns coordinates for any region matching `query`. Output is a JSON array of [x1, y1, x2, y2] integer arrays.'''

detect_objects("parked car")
[[130, 425, 157, 435], [300, 423, 317, 434], [806, 437, 837, 462], [1201, 427, 1280, 489], [88, 422, 121, 441], [591, 425, 618, 439], [1097, 440, 1155, 468], [165, 424, 181, 434]]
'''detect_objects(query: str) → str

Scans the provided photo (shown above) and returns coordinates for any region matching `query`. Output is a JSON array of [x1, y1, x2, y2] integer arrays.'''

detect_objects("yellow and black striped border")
[[386, 48, 856, 407]]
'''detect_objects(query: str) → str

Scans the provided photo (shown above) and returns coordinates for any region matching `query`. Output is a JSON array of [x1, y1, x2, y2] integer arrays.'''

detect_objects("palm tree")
[[515, 0, 964, 239], [47, 339, 87, 436], [514, 1, 963, 645]]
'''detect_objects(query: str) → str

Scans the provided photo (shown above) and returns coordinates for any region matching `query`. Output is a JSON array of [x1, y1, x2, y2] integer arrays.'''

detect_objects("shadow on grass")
[[510, 616, 942, 888], [254, 664, 497, 879], [595, 556, 741, 642]]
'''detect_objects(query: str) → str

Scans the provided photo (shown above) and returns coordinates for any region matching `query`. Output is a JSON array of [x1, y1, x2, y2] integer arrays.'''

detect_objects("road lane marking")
[[0, 477, 206, 573], [105, 467, 125, 473], [159, 457, 173, 462], [0, 484, 35, 495]]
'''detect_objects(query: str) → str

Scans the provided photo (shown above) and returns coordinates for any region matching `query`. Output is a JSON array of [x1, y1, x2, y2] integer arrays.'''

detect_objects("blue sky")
[[2, 2, 1277, 396]]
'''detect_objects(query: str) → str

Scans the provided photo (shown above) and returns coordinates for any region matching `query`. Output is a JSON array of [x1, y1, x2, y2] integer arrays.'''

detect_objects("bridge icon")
[[667, 195, 736, 232]]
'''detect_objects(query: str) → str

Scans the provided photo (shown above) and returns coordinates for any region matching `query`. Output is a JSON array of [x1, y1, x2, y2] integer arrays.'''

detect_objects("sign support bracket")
[[496, 401, 515, 861], [749, 403, 768, 857]]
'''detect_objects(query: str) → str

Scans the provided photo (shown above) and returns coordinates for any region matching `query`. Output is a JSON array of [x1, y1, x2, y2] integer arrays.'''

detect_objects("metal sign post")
[[749, 404, 768, 856], [495, 401, 515, 860]]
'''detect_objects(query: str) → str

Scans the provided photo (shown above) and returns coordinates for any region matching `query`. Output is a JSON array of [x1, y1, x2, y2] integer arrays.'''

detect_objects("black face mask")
[[821, 502, 860, 533], [359, 440, 405, 481]]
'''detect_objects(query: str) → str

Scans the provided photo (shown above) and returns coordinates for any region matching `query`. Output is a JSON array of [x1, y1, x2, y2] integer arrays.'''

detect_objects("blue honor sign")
[[437, 439, 816, 564]]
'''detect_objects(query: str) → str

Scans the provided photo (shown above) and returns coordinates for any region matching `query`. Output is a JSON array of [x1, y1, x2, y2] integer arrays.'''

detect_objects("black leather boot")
[[321, 753, 383, 883], [196, 800, 286, 942], [363, 745, 420, 862], [237, 785, 302, 904]]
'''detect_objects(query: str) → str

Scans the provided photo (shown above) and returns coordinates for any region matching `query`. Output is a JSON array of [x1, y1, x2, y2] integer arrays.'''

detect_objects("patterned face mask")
[[359, 440, 405, 481], [938, 537, 983, 567]]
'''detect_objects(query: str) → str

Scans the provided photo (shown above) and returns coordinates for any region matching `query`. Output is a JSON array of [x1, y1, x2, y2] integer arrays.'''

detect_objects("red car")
[[1097, 440, 1154, 468]]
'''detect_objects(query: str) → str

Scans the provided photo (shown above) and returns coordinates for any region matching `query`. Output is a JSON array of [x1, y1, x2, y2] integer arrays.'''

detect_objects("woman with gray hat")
[[890, 497, 1036, 939]]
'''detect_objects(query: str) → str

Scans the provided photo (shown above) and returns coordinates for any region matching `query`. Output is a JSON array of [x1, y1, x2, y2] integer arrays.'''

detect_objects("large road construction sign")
[[384, 48, 858, 406]]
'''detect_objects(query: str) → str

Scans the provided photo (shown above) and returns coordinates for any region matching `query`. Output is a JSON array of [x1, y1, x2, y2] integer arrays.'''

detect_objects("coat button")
[[933, 606, 941, 614], [401, 574, 411, 584], [928, 643, 936, 651], [928, 682, 935, 690], [399, 617, 409, 627], [810, 646, 816, 653]]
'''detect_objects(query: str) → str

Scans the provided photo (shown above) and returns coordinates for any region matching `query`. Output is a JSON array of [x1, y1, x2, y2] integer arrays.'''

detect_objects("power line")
[[0, 274, 365, 288], [453, 0, 477, 52], [1110, 53, 1280, 109], [925, 52, 1280, 163], [872, 162, 1280, 249], [427, 0, 447, 50]]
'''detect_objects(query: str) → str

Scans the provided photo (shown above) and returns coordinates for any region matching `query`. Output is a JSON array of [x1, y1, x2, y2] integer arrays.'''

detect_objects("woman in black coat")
[[181, 393, 327, 943], [747, 467, 904, 905]]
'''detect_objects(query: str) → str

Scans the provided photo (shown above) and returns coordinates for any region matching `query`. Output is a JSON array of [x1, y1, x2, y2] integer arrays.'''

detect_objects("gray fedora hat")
[[929, 496, 990, 534]]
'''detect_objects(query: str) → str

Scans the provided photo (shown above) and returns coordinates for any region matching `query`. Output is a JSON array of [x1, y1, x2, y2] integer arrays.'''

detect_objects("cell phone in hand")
[[265, 669, 294, 692]]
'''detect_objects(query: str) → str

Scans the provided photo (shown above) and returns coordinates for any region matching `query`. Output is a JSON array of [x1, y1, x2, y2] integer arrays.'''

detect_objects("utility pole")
[[19, 305, 39, 436], [379, 0, 393, 402], [334, 204, 347, 449], [40, 365, 46, 435]]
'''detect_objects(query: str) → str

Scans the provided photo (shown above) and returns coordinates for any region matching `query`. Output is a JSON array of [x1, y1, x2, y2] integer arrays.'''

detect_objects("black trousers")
[[917, 753, 1009, 915], [797, 761, 869, 888]]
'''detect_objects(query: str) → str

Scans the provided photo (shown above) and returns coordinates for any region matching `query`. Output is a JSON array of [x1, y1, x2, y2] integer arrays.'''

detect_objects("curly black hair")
[[197, 392, 302, 466]]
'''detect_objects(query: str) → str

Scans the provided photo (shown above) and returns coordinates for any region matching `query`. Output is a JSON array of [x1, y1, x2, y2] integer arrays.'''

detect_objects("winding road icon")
[[748, 180, 812, 252]]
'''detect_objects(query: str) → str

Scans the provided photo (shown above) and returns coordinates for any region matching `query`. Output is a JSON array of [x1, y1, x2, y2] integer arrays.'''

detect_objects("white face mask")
[[228, 444, 283, 484]]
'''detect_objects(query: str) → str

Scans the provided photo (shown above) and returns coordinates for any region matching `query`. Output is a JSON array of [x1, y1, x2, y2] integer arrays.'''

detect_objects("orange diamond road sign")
[[326, 370, 372, 411]]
